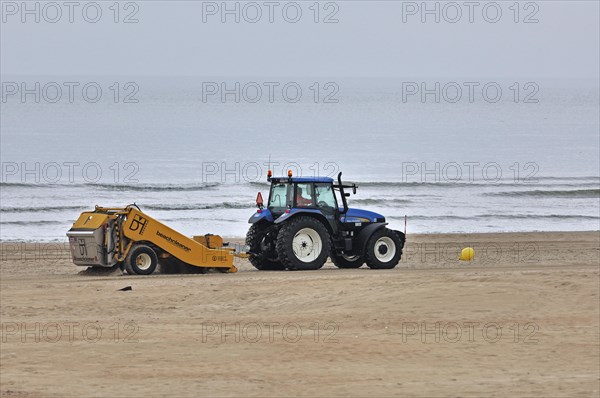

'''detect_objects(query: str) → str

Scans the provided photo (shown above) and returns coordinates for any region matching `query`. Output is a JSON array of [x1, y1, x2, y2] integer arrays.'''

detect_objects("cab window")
[[295, 183, 314, 207], [315, 183, 337, 210], [268, 183, 292, 211]]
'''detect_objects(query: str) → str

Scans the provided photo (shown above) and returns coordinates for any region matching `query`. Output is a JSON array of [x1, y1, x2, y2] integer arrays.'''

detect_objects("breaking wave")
[[484, 189, 599, 198], [0, 182, 221, 191], [142, 202, 252, 211]]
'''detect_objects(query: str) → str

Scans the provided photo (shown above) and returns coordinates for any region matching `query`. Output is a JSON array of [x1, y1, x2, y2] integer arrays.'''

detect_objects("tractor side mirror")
[[256, 192, 264, 208], [344, 193, 350, 197], [352, 185, 357, 194]]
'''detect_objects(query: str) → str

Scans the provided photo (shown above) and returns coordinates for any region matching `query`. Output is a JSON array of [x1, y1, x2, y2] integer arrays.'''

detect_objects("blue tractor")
[[246, 171, 405, 271]]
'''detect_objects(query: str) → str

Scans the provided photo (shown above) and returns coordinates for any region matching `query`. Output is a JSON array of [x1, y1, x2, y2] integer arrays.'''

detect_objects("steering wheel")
[[318, 201, 331, 209]]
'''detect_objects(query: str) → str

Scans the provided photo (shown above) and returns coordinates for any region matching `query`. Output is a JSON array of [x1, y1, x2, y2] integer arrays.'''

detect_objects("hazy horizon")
[[2, 1, 599, 78]]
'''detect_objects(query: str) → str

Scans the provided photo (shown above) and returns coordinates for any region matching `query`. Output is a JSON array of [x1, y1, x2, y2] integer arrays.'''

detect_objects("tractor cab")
[[266, 176, 337, 215], [252, 172, 385, 230]]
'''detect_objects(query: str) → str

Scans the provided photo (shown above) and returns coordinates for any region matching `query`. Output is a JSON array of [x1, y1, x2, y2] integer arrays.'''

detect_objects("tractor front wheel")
[[365, 228, 402, 269], [276, 216, 330, 271]]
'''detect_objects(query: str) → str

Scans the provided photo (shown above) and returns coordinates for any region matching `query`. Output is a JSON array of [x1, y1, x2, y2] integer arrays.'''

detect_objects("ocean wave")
[[160, 217, 239, 223], [0, 220, 68, 226], [484, 189, 600, 198], [0, 182, 221, 191], [248, 181, 270, 187], [0, 202, 253, 215], [477, 214, 600, 220], [531, 176, 600, 182], [352, 181, 469, 188], [0, 205, 86, 213], [350, 198, 412, 205], [353, 180, 600, 189], [142, 202, 252, 211], [392, 214, 599, 221], [0, 182, 59, 189], [390, 215, 472, 221], [3, 178, 598, 192], [90, 183, 221, 192]]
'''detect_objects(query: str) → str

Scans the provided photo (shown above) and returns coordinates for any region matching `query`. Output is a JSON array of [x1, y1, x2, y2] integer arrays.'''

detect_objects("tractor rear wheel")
[[124, 244, 158, 275], [246, 224, 285, 270], [365, 228, 402, 269], [331, 253, 364, 268], [276, 216, 330, 271]]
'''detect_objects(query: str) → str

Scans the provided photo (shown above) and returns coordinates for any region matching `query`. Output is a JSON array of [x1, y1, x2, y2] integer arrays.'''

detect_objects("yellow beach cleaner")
[[459, 247, 475, 261], [67, 204, 240, 275]]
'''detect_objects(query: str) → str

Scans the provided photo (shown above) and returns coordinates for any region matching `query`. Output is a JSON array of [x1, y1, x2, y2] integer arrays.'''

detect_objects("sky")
[[1, 1, 599, 78]]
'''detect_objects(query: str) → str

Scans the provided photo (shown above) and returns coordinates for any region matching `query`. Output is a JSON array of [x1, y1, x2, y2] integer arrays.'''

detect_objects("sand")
[[1, 231, 599, 397]]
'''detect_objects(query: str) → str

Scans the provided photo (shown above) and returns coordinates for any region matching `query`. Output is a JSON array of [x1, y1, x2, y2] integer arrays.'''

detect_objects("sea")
[[1, 77, 599, 242]]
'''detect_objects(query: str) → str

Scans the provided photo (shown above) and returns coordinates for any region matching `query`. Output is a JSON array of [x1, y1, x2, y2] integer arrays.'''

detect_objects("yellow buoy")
[[459, 247, 474, 261]]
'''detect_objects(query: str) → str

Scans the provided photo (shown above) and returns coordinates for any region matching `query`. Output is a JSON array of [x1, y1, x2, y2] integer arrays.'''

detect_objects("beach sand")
[[1, 231, 599, 397]]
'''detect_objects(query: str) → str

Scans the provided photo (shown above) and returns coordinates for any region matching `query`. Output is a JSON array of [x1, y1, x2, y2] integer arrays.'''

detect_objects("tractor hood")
[[342, 208, 385, 223]]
